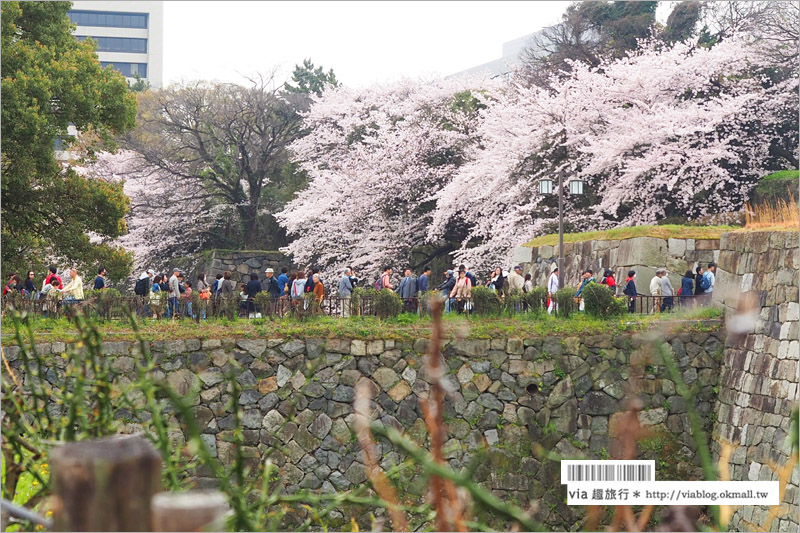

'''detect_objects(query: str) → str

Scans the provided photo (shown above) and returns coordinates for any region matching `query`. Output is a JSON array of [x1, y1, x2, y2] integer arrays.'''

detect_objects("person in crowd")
[[398, 268, 418, 313], [436, 269, 456, 313], [547, 265, 559, 315], [291, 270, 307, 313], [196, 273, 209, 294], [60, 268, 84, 302], [168, 268, 181, 319], [304, 268, 318, 295], [159, 273, 169, 293], [418, 266, 430, 294], [487, 267, 504, 295], [575, 269, 595, 312], [150, 275, 164, 319], [507, 265, 524, 293], [134, 269, 154, 297], [680, 270, 695, 307], [3, 274, 22, 297], [623, 270, 638, 313], [197, 274, 211, 320], [650, 269, 663, 313], [25, 271, 37, 299], [221, 271, 235, 298], [449, 267, 473, 314], [523, 273, 534, 294], [660, 268, 674, 312], [339, 268, 354, 317], [183, 280, 195, 319], [380, 267, 393, 290], [264, 268, 280, 316], [211, 273, 223, 296], [702, 262, 716, 304], [41, 278, 61, 317], [312, 273, 325, 314], [44, 265, 62, 290], [522, 273, 534, 311], [239, 283, 249, 316], [94, 267, 107, 290], [277, 267, 290, 295], [600, 269, 617, 293], [694, 266, 705, 299], [461, 265, 477, 290], [246, 273, 262, 318], [348, 268, 359, 291]]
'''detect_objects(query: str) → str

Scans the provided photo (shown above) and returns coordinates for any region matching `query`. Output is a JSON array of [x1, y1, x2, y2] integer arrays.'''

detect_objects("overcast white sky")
[[163, 1, 577, 87]]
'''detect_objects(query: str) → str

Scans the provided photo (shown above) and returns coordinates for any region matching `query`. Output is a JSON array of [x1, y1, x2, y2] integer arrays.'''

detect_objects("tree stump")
[[50, 435, 162, 531], [151, 490, 228, 531]]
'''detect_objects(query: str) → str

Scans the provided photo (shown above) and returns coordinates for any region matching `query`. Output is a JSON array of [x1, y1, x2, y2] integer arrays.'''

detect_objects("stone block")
[[616, 237, 667, 267]]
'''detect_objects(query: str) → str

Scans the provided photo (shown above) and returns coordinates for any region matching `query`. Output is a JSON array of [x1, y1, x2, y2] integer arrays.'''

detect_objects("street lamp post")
[[540, 171, 582, 290]]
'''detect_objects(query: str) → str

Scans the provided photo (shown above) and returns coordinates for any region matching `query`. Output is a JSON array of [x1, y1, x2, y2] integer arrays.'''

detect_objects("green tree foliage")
[[1, 1, 137, 280], [662, 0, 703, 43], [285, 58, 339, 97], [520, 1, 658, 87]]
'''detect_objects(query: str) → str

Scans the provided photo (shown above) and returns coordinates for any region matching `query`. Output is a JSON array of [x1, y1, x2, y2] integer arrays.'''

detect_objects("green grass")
[[522, 224, 735, 248], [760, 169, 799, 182], [3, 310, 722, 344]]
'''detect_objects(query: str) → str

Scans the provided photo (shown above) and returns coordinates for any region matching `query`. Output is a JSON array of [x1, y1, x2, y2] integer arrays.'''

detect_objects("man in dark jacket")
[[246, 273, 262, 317], [398, 269, 418, 312], [694, 266, 705, 296], [418, 266, 430, 293], [436, 269, 456, 313], [263, 268, 280, 316], [623, 270, 638, 313]]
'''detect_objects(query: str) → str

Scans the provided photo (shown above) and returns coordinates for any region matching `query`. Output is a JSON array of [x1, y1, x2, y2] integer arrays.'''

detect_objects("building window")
[[100, 62, 148, 78], [77, 36, 147, 53], [68, 10, 148, 29]]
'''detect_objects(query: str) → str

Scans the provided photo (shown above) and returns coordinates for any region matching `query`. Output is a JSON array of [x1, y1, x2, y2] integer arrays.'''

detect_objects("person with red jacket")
[[44, 265, 63, 290]]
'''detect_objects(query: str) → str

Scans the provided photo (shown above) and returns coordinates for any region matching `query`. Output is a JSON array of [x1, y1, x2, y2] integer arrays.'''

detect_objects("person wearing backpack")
[[377, 267, 393, 291], [436, 269, 456, 313], [134, 269, 154, 316]]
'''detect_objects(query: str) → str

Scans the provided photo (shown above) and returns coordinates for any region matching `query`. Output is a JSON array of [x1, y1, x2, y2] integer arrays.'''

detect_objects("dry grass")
[[522, 224, 734, 248], [743, 197, 799, 230]]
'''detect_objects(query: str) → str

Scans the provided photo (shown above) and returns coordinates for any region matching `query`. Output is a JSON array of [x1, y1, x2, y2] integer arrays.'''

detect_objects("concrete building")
[[68, 1, 164, 88], [449, 29, 549, 80]]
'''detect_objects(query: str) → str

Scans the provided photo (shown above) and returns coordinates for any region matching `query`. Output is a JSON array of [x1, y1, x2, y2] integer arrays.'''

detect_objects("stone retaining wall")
[[513, 237, 721, 292], [180, 250, 297, 286], [712, 230, 799, 533], [5, 328, 724, 530]]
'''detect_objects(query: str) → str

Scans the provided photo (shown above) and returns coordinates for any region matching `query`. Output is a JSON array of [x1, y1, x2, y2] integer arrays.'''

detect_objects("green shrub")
[[254, 292, 273, 314], [350, 287, 374, 316], [527, 287, 548, 313], [87, 288, 122, 320], [554, 288, 576, 318], [582, 283, 627, 318], [373, 289, 402, 319], [470, 286, 502, 315]]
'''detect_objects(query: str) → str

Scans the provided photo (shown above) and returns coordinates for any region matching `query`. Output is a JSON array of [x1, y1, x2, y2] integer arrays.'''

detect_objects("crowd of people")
[[3, 260, 717, 319]]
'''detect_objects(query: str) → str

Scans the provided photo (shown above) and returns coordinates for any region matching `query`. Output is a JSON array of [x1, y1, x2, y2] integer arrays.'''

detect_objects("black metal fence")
[[1, 290, 706, 321]]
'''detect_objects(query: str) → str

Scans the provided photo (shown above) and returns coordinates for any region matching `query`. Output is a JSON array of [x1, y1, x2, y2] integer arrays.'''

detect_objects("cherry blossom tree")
[[433, 34, 798, 267], [81, 150, 227, 275], [276, 76, 498, 280]]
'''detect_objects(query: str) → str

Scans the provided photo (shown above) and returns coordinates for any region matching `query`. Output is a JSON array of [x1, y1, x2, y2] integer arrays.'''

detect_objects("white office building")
[[449, 29, 549, 80], [68, 1, 164, 88]]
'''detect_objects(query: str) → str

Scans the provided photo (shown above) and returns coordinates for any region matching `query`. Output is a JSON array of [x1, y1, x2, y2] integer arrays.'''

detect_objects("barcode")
[[561, 461, 655, 484]]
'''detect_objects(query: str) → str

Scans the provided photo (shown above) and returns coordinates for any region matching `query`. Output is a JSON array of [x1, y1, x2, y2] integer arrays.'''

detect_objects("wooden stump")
[[50, 435, 162, 531], [151, 491, 228, 531]]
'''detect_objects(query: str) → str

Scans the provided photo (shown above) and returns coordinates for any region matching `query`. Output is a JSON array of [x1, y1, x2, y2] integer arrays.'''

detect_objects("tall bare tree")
[[122, 74, 306, 249]]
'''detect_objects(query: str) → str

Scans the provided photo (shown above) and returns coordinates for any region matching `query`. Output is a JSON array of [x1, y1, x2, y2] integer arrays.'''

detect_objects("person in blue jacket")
[[623, 269, 638, 313]]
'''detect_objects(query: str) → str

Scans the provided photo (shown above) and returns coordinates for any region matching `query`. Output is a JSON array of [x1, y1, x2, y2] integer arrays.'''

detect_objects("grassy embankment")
[[5, 306, 723, 344]]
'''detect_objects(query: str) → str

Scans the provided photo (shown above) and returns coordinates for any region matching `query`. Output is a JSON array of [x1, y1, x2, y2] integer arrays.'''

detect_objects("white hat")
[[551, 264, 558, 273], [265, 268, 274, 273], [146, 269, 155, 275]]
